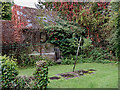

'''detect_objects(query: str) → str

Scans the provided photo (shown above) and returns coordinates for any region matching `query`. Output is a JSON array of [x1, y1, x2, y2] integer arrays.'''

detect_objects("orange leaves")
[[11, 5, 28, 43], [13, 29, 21, 42]]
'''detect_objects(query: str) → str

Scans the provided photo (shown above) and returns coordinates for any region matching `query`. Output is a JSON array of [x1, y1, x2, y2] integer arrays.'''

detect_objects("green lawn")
[[18, 63, 118, 88]]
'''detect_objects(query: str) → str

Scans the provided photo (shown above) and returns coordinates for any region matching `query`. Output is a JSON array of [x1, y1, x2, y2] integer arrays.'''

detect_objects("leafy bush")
[[0, 55, 50, 89], [82, 37, 93, 55], [15, 76, 35, 89], [61, 54, 93, 64], [2, 2, 13, 20], [2, 42, 34, 66], [44, 18, 86, 56], [46, 60, 57, 66], [19, 54, 57, 67], [77, 55, 94, 63], [67, 54, 117, 64], [19, 55, 44, 67], [59, 38, 79, 56], [67, 54, 93, 63], [33, 61, 49, 89], [88, 48, 113, 62], [61, 57, 75, 65], [9, 48, 46, 67], [0, 55, 18, 88], [100, 59, 116, 64], [108, 2, 120, 60]]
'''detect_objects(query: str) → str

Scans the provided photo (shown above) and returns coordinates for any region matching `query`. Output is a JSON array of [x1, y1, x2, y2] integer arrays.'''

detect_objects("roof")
[[12, 4, 57, 31]]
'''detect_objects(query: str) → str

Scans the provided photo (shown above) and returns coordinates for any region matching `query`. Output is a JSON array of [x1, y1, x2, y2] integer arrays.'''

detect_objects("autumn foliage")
[[46, 1, 111, 47]]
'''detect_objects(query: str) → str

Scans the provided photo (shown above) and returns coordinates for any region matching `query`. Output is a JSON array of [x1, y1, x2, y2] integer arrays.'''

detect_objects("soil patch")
[[61, 74, 75, 77], [56, 69, 96, 79], [88, 69, 96, 71], [49, 76, 61, 80], [56, 72, 79, 79]]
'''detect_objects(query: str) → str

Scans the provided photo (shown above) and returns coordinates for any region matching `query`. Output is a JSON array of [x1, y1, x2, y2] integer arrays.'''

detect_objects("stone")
[[55, 59, 62, 64]]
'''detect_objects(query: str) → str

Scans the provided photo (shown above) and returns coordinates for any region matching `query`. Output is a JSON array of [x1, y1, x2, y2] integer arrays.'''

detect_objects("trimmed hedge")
[[33, 61, 49, 89]]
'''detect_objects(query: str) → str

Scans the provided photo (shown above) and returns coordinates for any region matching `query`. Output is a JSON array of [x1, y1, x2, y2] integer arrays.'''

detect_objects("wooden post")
[[73, 37, 81, 72]]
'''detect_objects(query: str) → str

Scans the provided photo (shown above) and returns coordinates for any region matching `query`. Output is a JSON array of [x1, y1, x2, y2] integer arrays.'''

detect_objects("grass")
[[18, 63, 118, 88]]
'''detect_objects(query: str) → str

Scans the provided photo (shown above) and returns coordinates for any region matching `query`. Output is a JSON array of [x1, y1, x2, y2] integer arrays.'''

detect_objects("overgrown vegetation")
[[0, 55, 49, 89], [44, 18, 86, 56], [108, 2, 120, 60]]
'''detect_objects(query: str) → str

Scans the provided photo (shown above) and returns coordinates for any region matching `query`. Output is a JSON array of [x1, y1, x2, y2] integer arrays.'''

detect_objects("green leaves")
[[88, 48, 115, 63], [109, 2, 120, 59], [61, 57, 75, 65], [1, 55, 49, 89], [83, 38, 93, 48], [1, 55, 18, 88], [1, 2, 13, 20], [44, 17, 86, 56], [33, 61, 49, 88]]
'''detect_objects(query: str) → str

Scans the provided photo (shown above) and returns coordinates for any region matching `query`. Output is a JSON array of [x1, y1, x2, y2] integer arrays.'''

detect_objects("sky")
[[14, 0, 38, 8], [14, 0, 115, 8]]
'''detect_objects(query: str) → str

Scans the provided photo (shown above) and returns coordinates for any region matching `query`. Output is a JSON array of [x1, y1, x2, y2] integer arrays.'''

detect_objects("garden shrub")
[[19, 55, 44, 67], [1, 2, 12, 20], [15, 76, 35, 89], [61, 57, 75, 65], [44, 18, 86, 56], [0, 55, 50, 89], [0, 55, 18, 88], [67, 54, 116, 64], [20, 54, 57, 67], [33, 61, 49, 89], [9, 48, 46, 67], [2, 42, 37, 67], [100, 59, 116, 64], [88, 48, 116, 63], [108, 2, 120, 60], [61, 54, 93, 64], [59, 37, 79, 56], [82, 37, 93, 55], [46, 60, 57, 66], [77, 55, 94, 63], [17, 61, 50, 89], [66, 54, 93, 64]]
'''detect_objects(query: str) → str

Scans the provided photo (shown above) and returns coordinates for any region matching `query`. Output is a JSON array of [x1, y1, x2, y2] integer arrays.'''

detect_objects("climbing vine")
[[44, 17, 86, 56], [39, 1, 112, 47]]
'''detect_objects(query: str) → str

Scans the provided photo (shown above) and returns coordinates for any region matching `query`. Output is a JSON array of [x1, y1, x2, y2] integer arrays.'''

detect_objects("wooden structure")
[[1, 4, 59, 61]]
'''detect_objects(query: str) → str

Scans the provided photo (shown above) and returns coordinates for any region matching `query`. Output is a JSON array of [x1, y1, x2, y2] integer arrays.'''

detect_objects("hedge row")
[[0, 55, 49, 89]]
